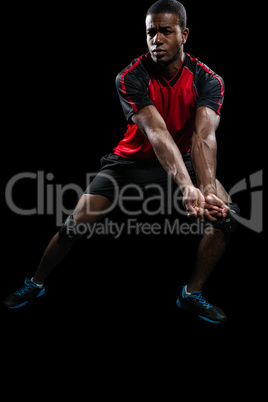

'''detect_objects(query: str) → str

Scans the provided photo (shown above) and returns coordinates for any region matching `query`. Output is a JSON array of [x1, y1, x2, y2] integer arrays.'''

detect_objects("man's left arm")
[[191, 106, 218, 194], [191, 106, 229, 220]]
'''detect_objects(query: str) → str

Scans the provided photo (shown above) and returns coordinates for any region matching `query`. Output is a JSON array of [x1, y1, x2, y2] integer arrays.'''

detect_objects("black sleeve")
[[115, 57, 155, 123], [195, 66, 225, 115]]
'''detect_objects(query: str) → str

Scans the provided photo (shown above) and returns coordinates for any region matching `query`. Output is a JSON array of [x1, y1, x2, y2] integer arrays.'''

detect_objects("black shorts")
[[85, 152, 196, 203]]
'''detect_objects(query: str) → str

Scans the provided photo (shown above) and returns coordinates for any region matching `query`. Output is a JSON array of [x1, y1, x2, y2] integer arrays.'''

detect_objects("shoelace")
[[189, 292, 213, 309], [14, 280, 36, 296]]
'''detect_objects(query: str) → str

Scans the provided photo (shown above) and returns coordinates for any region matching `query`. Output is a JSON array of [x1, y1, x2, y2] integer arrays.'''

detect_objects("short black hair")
[[146, 0, 187, 29]]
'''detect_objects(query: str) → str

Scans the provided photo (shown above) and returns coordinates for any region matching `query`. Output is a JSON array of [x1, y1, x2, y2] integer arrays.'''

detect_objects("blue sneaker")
[[3, 278, 45, 309], [176, 286, 227, 324]]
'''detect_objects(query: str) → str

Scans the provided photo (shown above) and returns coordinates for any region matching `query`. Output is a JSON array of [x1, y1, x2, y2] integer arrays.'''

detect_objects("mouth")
[[152, 48, 166, 58]]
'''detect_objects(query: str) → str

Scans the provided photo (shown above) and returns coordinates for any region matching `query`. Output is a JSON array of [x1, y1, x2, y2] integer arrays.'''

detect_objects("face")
[[146, 13, 189, 66]]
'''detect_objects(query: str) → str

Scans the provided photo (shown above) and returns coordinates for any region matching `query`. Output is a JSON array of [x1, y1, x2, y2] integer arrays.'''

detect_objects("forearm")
[[132, 106, 206, 216], [191, 107, 220, 195], [191, 132, 217, 195], [147, 128, 193, 190], [132, 105, 193, 190]]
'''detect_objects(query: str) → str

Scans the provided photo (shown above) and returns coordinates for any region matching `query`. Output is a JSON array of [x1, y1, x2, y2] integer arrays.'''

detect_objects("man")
[[3, 0, 239, 323]]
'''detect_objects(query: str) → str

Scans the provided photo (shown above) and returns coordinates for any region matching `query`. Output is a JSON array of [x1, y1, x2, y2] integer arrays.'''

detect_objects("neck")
[[154, 52, 184, 81]]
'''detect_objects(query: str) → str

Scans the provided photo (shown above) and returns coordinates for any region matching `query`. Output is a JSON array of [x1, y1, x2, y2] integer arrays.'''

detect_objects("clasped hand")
[[182, 186, 229, 223]]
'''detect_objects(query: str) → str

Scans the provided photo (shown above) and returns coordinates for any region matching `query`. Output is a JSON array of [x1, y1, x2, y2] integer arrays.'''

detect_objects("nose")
[[152, 32, 163, 45]]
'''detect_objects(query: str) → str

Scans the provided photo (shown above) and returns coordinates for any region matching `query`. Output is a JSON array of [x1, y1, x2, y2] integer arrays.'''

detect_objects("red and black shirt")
[[114, 52, 224, 159]]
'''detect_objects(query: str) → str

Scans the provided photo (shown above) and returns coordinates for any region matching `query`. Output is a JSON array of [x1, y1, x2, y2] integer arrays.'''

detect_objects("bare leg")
[[187, 180, 231, 293], [33, 194, 111, 284], [187, 228, 230, 292], [33, 233, 73, 284]]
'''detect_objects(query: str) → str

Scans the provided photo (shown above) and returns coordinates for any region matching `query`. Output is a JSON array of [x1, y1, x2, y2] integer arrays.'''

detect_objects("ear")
[[182, 28, 189, 44]]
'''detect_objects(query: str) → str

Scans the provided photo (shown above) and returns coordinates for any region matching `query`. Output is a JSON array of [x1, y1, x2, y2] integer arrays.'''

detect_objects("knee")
[[58, 215, 81, 246], [58, 194, 108, 246], [58, 215, 78, 246], [58, 207, 94, 246]]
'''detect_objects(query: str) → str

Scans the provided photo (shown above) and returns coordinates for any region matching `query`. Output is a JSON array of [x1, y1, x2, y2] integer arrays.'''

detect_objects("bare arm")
[[191, 106, 229, 219], [132, 105, 192, 189], [132, 105, 205, 215], [191, 106, 219, 195]]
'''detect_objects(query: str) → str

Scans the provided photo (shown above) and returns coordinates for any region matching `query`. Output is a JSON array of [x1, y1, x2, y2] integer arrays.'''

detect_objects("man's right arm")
[[131, 105, 205, 216]]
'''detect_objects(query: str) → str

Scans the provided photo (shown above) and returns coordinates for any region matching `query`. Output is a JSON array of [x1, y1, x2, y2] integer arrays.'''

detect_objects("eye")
[[163, 29, 172, 35], [147, 29, 156, 38]]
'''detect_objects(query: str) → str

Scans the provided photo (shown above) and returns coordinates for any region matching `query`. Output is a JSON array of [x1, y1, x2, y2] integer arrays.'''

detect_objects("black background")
[[2, 1, 264, 392]]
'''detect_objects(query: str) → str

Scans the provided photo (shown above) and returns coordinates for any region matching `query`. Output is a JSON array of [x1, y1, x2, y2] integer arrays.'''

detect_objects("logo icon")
[[229, 170, 263, 233]]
